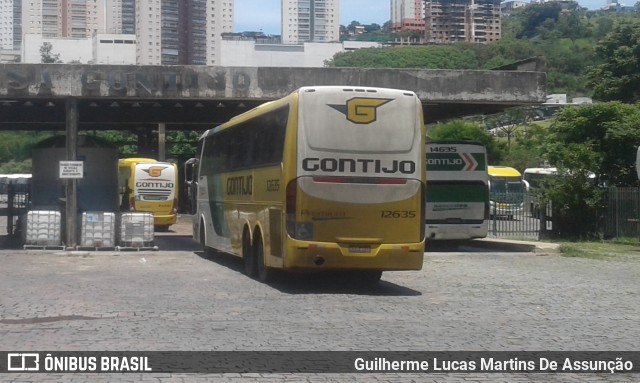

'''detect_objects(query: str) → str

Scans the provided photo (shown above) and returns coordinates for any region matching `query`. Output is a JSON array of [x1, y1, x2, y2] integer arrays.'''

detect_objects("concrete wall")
[[22, 35, 93, 63], [22, 34, 136, 64], [0, 64, 547, 106], [219, 40, 380, 67]]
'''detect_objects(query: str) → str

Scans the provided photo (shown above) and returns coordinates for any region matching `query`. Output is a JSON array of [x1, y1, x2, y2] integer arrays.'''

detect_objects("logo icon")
[[7, 353, 40, 371], [329, 97, 393, 124], [142, 166, 166, 177]]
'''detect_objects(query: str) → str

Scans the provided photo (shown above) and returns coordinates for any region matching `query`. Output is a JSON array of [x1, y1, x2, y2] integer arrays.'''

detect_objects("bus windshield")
[[490, 176, 524, 194]]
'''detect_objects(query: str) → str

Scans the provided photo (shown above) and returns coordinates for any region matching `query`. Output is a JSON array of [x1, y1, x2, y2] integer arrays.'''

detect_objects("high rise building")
[[1, 0, 22, 50], [424, 0, 501, 44], [390, 0, 425, 33], [14, 0, 231, 65], [135, 0, 233, 65], [281, 0, 339, 44]]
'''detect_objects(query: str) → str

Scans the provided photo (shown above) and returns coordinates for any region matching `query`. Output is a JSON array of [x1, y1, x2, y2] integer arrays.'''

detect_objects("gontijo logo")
[[329, 97, 393, 124], [142, 166, 166, 177]]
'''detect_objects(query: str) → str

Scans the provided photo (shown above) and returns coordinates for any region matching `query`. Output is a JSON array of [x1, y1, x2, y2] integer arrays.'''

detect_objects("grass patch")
[[559, 241, 640, 260]]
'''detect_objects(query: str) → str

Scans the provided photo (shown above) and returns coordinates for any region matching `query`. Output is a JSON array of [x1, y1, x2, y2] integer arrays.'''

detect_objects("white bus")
[[193, 86, 426, 283], [425, 141, 489, 240]]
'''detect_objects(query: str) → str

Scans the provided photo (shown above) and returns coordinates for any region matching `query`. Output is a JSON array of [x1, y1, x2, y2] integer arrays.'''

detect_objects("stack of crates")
[[80, 212, 116, 248], [24, 210, 62, 247], [119, 212, 154, 248]]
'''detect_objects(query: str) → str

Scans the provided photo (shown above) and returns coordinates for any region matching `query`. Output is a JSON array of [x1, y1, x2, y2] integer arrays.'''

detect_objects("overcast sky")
[[234, 0, 608, 35]]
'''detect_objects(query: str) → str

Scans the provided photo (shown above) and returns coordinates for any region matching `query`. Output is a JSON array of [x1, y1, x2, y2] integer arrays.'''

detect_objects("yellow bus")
[[193, 86, 426, 283], [488, 165, 525, 220], [118, 158, 179, 231]]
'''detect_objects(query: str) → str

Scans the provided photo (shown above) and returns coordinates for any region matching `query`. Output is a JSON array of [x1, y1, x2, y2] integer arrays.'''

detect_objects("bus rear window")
[[299, 94, 418, 153]]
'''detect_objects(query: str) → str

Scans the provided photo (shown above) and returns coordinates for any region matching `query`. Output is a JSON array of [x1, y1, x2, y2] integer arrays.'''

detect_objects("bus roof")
[[524, 167, 557, 176], [488, 166, 521, 177], [118, 158, 158, 165], [426, 140, 486, 147]]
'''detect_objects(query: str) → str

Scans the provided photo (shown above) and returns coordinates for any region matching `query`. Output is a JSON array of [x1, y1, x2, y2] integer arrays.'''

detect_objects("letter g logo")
[[143, 166, 166, 177], [329, 98, 393, 124]]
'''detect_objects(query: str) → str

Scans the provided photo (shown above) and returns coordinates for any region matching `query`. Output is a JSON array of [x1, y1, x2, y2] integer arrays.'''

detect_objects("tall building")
[[390, 0, 425, 33], [424, 0, 501, 44], [281, 0, 339, 44], [136, 0, 233, 65], [15, 0, 231, 65], [22, 0, 104, 38], [1, 0, 22, 50]]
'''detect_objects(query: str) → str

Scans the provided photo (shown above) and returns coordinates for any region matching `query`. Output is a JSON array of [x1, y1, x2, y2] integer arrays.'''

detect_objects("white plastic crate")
[[80, 212, 116, 247], [119, 212, 154, 247], [25, 210, 61, 246]]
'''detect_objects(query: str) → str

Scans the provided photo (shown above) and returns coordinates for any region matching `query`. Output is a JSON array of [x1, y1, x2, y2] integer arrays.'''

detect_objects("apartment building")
[[281, 0, 339, 44], [390, 0, 425, 33], [136, 0, 233, 65], [0, 0, 22, 50], [424, 0, 501, 44]]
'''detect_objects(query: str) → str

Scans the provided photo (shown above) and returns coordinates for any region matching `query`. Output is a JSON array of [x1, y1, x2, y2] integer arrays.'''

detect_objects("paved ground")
[[0, 220, 638, 382]]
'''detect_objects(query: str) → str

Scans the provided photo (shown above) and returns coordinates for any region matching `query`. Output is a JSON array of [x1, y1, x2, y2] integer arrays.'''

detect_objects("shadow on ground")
[[196, 250, 422, 297]]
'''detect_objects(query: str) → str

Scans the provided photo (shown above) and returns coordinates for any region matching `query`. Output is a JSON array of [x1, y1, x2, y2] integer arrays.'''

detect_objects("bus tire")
[[242, 229, 257, 278], [199, 222, 212, 256], [255, 236, 273, 283]]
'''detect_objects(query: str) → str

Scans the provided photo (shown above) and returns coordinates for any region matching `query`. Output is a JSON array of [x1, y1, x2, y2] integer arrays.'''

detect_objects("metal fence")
[[0, 182, 31, 236], [488, 191, 550, 239], [601, 187, 640, 240]]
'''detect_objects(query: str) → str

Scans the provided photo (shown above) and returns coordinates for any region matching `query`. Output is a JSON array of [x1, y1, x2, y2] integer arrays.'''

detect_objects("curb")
[[470, 238, 561, 254]]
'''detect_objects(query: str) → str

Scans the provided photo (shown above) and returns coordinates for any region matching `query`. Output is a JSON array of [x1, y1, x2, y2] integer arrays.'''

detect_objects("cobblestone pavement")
[[0, 231, 639, 382]]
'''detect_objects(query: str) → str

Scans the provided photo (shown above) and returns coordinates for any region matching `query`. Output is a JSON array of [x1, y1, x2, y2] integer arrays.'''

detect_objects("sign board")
[[59, 161, 84, 179]]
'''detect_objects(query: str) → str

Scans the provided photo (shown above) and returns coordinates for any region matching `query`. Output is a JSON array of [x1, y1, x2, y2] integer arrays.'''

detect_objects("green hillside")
[[329, 1, 640, 98]]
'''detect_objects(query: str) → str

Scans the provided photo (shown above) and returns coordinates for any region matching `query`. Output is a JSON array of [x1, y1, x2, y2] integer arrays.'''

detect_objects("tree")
[[537, 102, 640, 238], [587, 21, 640, 103], [40, 42, 61, 63], [427, 120, 505, 164]]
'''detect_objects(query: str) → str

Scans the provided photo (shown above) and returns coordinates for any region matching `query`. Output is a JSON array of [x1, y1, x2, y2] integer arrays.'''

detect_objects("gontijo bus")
[[194, 86, 426, 283], [425, 141, 489, 240], [118, 158, 179, 230]]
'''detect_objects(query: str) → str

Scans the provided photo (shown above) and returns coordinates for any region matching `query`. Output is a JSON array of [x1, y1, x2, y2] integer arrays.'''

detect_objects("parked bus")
[[194, 86, 426, 283], [523, 167, 556, 217], [488, 166, 526, 220], [118, 158, 179, 230], [425, 141, 489, 240]]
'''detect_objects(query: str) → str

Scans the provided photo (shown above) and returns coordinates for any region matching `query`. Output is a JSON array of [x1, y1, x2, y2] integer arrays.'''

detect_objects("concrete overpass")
[[0, 63, 546, 247], [0, 63, 546, 131]]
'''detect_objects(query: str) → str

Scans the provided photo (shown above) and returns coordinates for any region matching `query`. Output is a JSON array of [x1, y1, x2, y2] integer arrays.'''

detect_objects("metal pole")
[[158, 122, 166, 161], [65, 98, 78, 248]]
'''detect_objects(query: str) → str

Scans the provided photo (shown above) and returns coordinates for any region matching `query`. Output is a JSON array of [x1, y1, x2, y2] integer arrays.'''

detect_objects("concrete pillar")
[[65, 98, 78, 247]]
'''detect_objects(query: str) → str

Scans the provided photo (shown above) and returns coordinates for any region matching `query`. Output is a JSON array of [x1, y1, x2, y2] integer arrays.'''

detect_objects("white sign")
[[59, 161, 84, 179]]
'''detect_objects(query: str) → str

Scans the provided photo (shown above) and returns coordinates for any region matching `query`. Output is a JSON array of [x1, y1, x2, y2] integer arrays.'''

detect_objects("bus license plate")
[[349, 246, 370, 254]]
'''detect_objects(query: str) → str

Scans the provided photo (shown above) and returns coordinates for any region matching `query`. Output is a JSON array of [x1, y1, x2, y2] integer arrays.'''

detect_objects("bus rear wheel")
[[255, 237, 273, 283], [243, 231, 257, 278]]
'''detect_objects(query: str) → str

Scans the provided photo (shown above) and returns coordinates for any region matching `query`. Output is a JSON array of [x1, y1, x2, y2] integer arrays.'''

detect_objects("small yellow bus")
[[194, 86, 426, 283], [488, 165, 525, 220], [118, 158, 179, 230]]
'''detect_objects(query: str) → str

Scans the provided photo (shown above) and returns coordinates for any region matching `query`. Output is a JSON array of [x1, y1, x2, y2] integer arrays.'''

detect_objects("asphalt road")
[[0, 231, 638, 382]]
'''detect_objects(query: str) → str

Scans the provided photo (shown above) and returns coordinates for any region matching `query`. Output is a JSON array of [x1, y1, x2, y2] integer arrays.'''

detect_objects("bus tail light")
[[172, 198, 178, 214], [285, 179, 297, 237], [420, 181, 426, 241], [129, 197, 135, 211]]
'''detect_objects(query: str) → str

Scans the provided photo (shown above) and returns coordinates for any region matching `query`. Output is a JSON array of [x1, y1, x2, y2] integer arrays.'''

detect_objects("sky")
[[234, 0, 608, 36]]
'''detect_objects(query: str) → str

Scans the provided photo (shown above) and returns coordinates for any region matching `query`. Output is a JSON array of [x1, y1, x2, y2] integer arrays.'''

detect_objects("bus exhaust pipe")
[[313, 256, 325, 266]]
